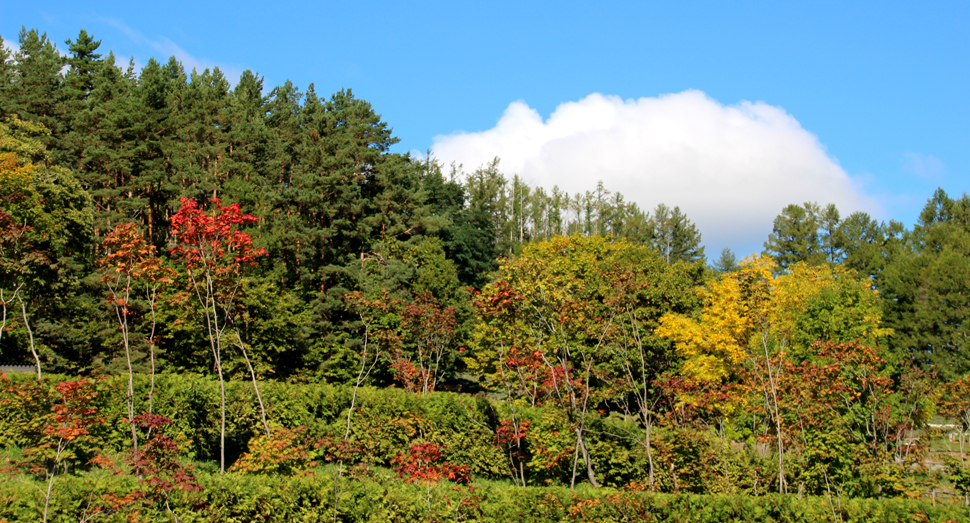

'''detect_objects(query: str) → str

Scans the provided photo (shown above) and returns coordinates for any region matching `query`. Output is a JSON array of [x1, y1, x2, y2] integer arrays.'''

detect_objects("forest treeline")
[[0, 27, 711, 381], [2, 27, 968, 383], [3, 26, 970, 519]]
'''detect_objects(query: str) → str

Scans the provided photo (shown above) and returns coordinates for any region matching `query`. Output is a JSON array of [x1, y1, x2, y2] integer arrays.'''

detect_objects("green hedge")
[[0, 373, 509, 475], [0, 373, 953, 498], [0, 471, 966, 522]]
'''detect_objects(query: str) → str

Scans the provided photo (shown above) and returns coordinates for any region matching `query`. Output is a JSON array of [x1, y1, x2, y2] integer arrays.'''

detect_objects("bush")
[[0, 373, 509, 478], [0, 470, 967, 522]]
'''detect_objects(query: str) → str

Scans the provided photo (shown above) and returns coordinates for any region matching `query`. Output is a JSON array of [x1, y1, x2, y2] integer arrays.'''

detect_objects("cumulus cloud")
[[903, 152, 945, 180], [432, 91, 878, 256]]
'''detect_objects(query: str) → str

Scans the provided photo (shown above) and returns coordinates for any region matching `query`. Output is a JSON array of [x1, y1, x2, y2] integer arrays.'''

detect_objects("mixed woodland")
[[2, 27, 970, 521]]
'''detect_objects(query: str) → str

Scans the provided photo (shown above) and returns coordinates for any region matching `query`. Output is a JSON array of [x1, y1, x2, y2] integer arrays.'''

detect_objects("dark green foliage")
[[9, 28, 67, 152], [764, 202, 827, 268], [839, 212, 906, 279], [641, 203, 706, 264], [0, 373, 506, 473], [4, 24, 970, 519], [422, 160, 497, 289], [0, 35, 15, 119], [0, 30, 456, 375], [0, 25, 718, 377], [764, 202, 907, 279], [880, 188, 970, 378]]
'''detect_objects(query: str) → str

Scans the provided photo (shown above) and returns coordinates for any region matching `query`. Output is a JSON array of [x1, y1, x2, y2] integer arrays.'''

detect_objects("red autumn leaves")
[[170, 197, 266, 271]]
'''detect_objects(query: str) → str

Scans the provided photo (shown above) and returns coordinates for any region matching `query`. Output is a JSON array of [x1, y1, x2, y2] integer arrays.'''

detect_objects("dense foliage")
[[2, 472, 966, 522], [2, 25, 970, 521]]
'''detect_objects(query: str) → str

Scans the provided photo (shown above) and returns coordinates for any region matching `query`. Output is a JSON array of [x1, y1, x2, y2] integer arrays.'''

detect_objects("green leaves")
[[880, 189, 970, 379]]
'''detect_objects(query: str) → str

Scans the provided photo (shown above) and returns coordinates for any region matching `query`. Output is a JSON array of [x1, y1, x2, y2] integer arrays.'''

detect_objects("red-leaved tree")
[[4, 380, 105, 523], [396, 291, 458, 394], [170, 197, 267, 473], [128, 413, 205, 520], [99, 222, 176, 456], [393, 442, 470, 513]]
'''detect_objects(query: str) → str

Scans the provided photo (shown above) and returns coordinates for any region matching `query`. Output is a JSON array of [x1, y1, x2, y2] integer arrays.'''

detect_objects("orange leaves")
[[402, 292, 458, 337], [390, 358, 431, 394], [100, 222, 170, 278], [47, 380, 100, 442], [0, 151, 34, 190], [940, 379, 970, 430], [6, 379, 106, 486], [230, 426, 317, 476], [98, 222, 177, 317], [495, 419, 531, 446], [472, 280, 522, 324], [0, 116, 46, 191], [348, 288, 459, 394], [654, 374, 746, 426], [393, 443, 470, 485]]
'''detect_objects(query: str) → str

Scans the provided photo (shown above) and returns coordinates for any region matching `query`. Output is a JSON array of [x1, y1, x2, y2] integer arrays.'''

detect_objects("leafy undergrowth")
[[0, 462, 967, 523]]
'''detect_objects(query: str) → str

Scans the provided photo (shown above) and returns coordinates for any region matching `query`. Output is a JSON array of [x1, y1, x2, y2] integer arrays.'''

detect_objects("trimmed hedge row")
[[0, 470, 966, 522], [0, 373, 509, 476], [2, 373, 963, 507]]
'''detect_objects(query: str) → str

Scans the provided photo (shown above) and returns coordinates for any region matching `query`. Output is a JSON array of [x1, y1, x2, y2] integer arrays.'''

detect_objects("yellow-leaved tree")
[[656, 254, 890, 493], [0, 115, 44, 192]]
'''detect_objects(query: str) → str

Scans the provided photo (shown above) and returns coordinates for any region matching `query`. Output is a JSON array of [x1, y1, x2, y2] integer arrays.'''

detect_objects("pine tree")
[[422, 159, 496, 288], [221, 70, 276, 231], [763, 202, 825, 269], [60, 30, 105, 171], [646, 204, 705, 264], [712, 247, 739, 273], [464, 158, 509, 253], [838, 212, 903, 279], [128, 57, 183, 246], [0, 35, 16, 119], [819, 203, 843, 264], [170, 67, 231, 200], [10, 28, 67, 158], [71, 52, 139, 239], [880, 188, 970, 378], [64, 30, 102, 101]]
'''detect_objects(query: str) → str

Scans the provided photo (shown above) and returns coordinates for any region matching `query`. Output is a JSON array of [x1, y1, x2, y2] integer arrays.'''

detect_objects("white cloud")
[[101, 18, 244, 85], [432, 91, 878, 256], [903, 152, 945, 180], [2, 38, 19, 56]]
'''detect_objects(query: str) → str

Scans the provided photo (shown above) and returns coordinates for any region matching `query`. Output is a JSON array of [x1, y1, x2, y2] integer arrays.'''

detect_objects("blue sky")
[[2, 1, 967, 256]]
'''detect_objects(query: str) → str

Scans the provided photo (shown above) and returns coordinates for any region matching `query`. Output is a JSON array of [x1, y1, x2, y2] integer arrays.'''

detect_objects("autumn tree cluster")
[[0, 28, 706, 384], [3, 25, 970, 511]]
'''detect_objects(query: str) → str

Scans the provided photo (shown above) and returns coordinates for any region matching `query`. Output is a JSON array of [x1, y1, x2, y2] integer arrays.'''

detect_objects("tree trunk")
[[216, 347, 225, 474], [234, 332, 271, 438], [18, 293, 40, 382], [114, 282, 138, 455], [571, 426, 599, 488], [645, 419, 655, 489]]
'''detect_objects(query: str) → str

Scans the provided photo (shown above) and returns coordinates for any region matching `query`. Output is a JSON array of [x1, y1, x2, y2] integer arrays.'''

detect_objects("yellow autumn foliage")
[[0, 115, 47, 192], [657, 254, 888, 382]]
